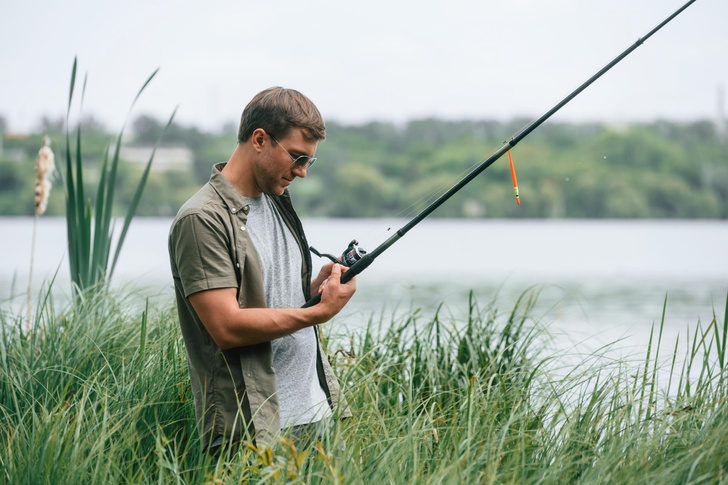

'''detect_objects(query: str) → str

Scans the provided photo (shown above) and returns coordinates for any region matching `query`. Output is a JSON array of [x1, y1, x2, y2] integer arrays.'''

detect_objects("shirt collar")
[[209, 162, 251, 216]]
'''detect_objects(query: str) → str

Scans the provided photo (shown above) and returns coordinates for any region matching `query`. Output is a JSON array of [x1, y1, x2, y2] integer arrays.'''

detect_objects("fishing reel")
[[310, 240, 367, 267]]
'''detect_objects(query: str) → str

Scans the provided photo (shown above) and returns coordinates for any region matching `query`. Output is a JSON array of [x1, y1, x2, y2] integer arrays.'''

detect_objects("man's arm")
[[189, 263, 355, 349]]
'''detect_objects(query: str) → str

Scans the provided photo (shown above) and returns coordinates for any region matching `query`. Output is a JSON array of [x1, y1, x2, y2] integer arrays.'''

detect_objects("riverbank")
[[1, 285, 726, 483]]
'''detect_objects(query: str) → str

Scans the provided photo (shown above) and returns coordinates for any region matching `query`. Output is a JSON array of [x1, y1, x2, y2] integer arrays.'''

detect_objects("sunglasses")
[[270, 136, 316, 170]]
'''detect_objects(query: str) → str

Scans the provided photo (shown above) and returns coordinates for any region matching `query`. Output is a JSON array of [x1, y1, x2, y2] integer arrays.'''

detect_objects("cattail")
[[28, 135, 55, 333], [34, 135, 54, 215]]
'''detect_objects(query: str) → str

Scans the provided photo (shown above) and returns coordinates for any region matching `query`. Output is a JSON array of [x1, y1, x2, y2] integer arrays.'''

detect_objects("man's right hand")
[[316, 263, 356, 318]]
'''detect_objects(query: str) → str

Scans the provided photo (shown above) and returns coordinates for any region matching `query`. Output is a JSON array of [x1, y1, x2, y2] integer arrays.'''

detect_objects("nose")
[[291, 164, 307, 179]]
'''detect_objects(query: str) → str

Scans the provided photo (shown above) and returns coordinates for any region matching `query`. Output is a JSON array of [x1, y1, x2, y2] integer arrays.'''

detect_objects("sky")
[[1, 0, 726, 134]]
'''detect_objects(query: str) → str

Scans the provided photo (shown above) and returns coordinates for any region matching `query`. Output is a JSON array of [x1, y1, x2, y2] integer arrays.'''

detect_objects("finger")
[[329, 263, 342, 278]]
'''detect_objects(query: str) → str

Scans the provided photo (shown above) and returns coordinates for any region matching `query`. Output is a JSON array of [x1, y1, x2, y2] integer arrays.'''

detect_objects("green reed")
[[60, 58, 176, 294], [1, 286, 726, 484]]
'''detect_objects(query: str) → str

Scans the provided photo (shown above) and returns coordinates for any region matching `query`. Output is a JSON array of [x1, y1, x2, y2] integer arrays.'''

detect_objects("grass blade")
[[720, 292, 728, 372], [110, 106, 177, 278], [92, 145, 111, 284], [64, 60, 79, 287]]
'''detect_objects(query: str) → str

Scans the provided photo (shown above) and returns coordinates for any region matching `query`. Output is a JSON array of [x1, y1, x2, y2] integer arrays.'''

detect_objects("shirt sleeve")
[[170, 212, 239, 297]]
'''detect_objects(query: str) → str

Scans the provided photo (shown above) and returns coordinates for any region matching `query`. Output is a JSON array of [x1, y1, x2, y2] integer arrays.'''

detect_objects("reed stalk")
[[26, 135, 54, 333], [59, 58, 176, 296]]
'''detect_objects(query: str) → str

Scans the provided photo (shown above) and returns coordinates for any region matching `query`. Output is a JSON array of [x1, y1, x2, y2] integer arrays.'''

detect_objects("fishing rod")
[[303, 0, 698, 309]]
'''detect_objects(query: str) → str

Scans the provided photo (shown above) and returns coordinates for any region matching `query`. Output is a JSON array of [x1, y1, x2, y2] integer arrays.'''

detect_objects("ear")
[[250, 128, 267, 153]]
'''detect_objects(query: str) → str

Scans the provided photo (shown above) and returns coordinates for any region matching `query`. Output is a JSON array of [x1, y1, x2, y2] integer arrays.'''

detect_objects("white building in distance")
[[120, 146, 193, 172]]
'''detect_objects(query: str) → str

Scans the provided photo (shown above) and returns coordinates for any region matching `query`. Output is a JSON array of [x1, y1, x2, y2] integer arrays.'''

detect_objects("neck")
[[221, 144, 261, 198]]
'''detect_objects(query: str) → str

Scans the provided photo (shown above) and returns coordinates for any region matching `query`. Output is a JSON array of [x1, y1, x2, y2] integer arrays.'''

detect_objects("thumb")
[[319, 264, 343, 295], [329, 263, 342, 281]]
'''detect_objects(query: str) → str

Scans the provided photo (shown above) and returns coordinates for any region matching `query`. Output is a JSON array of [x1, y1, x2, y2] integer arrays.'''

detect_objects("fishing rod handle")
[[301, 254, 374, 308], [302, 294, 322, 308]]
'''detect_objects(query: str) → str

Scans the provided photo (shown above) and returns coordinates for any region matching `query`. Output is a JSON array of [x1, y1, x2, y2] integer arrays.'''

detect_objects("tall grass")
[[1, 286, 726, 484], [60, 58, 177, 294]]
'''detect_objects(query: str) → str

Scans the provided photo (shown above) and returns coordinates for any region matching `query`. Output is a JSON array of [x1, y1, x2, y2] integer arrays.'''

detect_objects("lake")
[[1, 216, 727, 360]]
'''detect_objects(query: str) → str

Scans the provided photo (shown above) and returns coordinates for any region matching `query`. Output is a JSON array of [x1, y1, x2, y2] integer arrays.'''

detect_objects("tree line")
[[1, 116, 726, 218]]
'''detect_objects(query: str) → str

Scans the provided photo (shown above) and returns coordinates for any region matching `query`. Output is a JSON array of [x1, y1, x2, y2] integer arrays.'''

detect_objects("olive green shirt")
[[168, 162, 351, 448]]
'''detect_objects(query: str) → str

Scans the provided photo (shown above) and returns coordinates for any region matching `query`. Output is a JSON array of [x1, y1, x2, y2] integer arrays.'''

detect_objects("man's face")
[[254, 127, 317, 197]]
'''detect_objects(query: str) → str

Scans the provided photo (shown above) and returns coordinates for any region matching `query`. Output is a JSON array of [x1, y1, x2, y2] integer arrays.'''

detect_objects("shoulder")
[[174, 184, 220, 220], [169, 184, 231, 242]]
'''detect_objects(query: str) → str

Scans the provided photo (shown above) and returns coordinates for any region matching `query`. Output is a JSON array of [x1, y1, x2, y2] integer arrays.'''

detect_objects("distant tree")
[[36, 116, 64, 134], [133, 113, 207, 146], [404, 173, 464, 218], [539, 179, 567, 218], [645, 177, 694, 218], [0, 162, 24, 191], [604, 177, 650, 218], [0, 116, 725, 219], [330, 163, 398, 217], [0, 162, 33, 215], [132, 114, 164, 144], [80, 114, 107, 133], [0, 114, 7, 133], [589, 129, 684, 171], [221, 121, 238, 136]]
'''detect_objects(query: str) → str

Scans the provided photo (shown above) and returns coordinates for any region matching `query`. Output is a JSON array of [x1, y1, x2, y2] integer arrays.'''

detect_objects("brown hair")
[[237, 87, 326, 143]]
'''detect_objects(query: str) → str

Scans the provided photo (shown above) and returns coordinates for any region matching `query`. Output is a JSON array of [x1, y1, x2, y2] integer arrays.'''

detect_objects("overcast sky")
[[1, 0, 726, 133]]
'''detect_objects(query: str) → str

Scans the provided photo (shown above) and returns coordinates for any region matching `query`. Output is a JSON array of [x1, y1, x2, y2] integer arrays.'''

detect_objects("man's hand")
[[316, 264, 356, 315], [311, 262, 335, 298]]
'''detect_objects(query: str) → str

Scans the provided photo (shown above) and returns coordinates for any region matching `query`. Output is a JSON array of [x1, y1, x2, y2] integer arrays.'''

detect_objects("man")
[[168, 87, 356, 453]]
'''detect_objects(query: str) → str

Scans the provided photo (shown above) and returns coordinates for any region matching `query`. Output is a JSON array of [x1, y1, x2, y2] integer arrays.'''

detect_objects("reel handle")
[[309, 246, 340, 265]]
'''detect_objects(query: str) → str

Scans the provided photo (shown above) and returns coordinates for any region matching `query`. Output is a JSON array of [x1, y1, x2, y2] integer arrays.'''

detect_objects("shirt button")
[[241, 226, 246, 231], [231, 208, 236, 213], [243, 206, 250, 214], [236, 263, 240, 268]]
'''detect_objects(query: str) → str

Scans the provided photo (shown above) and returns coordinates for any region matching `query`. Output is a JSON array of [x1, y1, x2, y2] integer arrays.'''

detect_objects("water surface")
[[2, 217, 726, 359]]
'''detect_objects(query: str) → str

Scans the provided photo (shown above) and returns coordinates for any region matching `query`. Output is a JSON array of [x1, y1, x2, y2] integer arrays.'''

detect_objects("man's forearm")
[[189, 264, 355, 350], [211, 305, 331, 349]]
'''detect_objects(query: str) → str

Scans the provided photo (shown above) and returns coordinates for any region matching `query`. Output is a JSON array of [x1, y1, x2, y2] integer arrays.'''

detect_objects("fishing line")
[[314, 140, 514, 270], [360, 136, 524, 247], [304, 0, 699, 308], [347, 152, 494, 246], [384, 143, 511, 220]]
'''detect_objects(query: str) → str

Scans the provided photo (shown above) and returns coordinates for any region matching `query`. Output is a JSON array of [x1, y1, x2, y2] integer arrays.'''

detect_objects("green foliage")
[[116, 166, 199, 217], [304, 119, 728, 219], [0, 135, 65, 216], [2, 285, 727, 483], [0, 160, 34, 215], [0, 288, 198, 484], [59, 59, 176, 293], [3, 117, 727, 219]]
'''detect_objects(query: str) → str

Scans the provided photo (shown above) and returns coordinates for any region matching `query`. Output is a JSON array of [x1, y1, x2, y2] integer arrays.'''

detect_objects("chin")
[[266, 186, 286, 196]]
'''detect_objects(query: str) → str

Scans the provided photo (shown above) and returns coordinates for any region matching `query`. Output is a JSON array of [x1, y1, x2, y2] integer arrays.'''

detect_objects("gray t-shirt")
[[243, 194, 331, 427]]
